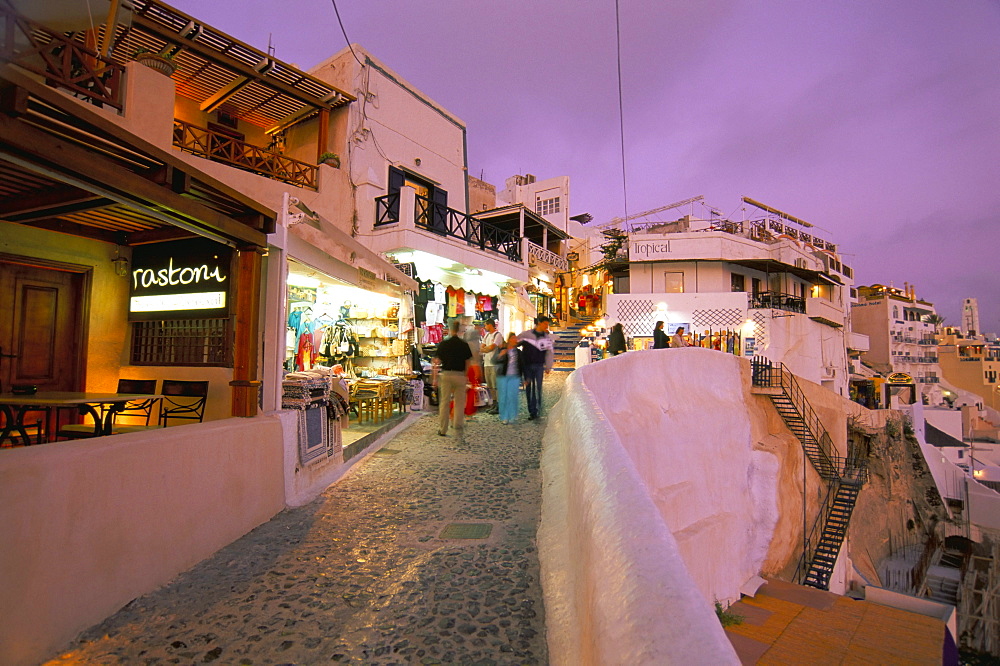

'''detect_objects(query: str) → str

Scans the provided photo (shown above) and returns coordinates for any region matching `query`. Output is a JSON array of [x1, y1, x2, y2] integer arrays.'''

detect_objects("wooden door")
[[0, 261, 85, 393]]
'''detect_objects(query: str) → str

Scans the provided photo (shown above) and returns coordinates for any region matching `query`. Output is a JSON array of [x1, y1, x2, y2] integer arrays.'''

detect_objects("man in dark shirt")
[[434, 318, 473, 442], [516, 316, 554, 420]]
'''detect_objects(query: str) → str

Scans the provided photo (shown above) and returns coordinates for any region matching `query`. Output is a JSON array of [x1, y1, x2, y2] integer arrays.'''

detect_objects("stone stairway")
[[552, 317, 598, 372]]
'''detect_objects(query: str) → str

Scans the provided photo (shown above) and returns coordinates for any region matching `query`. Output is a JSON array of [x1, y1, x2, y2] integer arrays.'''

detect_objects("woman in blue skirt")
[[495, 333, 524, 424]]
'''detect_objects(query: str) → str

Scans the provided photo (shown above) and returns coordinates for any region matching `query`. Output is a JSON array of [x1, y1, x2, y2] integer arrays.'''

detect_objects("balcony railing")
[[374, 193, 522, 263], [526, 241, 569, 271], [0, 4, 124, 109], [749, 291, 806, 314], [172, 119, 318, 190]]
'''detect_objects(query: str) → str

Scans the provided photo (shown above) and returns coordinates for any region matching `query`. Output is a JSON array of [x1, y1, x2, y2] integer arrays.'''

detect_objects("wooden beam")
[[0, 67, 276, 225], [0, 111, 266, 247], [19, 219, 123, 244], [125, 226, 196, 245], [316, 108, 329, 164], [230, 245, 263, 417], [0, 186, 108, 218], [199, 76, 252, 113], [133, 14, 340, 110]]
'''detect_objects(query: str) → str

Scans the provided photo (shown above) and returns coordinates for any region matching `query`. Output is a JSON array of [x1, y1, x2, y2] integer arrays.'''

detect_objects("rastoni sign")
[[128, 238, 233, 320]]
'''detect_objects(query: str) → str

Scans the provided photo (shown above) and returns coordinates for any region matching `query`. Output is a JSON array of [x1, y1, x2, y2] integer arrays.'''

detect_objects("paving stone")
[[48, 375, 565, 665]]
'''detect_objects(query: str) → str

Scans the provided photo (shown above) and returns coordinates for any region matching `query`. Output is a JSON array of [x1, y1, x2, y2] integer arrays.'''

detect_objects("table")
[[0, 392, 163, 446]]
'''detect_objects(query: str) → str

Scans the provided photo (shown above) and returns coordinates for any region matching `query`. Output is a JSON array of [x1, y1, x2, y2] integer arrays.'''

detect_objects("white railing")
[[525, 240, 569, 271]]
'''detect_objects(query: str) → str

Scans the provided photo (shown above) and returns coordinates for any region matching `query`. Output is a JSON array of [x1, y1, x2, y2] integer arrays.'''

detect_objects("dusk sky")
[[170, 0, 1000, 332]]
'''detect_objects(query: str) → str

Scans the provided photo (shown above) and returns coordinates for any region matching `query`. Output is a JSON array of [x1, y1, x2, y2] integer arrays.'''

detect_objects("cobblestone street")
[[47, 375, 565, 666]]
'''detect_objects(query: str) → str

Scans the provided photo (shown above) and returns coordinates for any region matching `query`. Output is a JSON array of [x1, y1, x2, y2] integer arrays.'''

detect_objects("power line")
[[330, 0, 363, 65], [614, 0, 629, 221]]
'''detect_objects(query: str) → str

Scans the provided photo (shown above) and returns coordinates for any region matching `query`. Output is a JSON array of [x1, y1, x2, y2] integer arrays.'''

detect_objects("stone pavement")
[[47, 374, 566, 666]]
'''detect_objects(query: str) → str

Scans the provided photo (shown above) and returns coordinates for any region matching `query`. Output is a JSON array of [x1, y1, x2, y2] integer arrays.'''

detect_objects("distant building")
[[606, 204, 856, 395], [962, 297, 982, 337], [851, 284, 943, 405], [937, 327, 1000, 413], [498, 173, 572, 233]]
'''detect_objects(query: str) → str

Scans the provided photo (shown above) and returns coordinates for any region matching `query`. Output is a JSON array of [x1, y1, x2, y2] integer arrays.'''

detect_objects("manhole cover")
[[374, 448, 402, 455], [439, 523, 492, 539]]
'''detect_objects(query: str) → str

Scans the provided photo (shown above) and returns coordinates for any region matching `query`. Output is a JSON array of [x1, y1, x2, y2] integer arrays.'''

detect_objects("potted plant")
[[133, 47, 177, 76], [318, 152, 341, 169]]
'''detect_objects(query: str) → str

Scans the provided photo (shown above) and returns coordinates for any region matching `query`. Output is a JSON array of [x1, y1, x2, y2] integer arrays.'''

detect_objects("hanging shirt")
[[477, 295, 492, 311], [434, 283, 446, 303], [465, 291, 476, 316], [446, 287, 459, 317], [455, 288, 466, 315], [420, 280, 435, 303]]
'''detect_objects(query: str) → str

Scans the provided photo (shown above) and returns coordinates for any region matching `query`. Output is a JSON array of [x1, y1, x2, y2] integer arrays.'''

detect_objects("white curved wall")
[[539, 348, 780, 664]]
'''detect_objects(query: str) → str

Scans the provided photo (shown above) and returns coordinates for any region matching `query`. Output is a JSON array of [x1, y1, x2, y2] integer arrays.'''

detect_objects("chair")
[[351, 381, 384, 424], [58, 378, 160, 439], [159, 380, 209, 427]]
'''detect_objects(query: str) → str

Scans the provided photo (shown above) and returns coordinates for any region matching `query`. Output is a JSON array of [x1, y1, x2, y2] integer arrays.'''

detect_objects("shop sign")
[[744, 337, 756, 356], [356, 266, 401, 297], [630, 239, 672, 261], [566, 252, 579, 262], [129, 239, 232, 320], [887, 372, 914, 384], [666, 322, 690, 336]]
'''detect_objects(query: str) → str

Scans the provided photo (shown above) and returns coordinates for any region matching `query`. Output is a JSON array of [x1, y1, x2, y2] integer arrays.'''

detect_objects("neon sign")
[[128, 239, 232, 321], [132, 258, 227, 289]]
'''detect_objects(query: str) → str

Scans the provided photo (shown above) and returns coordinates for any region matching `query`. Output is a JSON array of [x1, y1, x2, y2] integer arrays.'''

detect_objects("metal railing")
[[526, 240, 569, 271], [172, 120, 318, 190], [749, 291, 806, 314], [0, 4, 125, 109], [373, 193, 522, 263], [751, 358, 838, 478]]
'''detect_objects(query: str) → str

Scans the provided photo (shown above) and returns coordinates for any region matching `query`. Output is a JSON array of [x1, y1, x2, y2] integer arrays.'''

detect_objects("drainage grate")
[[373, 448, 402, 456], [439, 523, 493, 539]]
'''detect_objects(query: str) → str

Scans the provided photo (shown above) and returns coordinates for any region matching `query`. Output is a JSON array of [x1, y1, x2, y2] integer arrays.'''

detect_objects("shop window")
[[664, 272, 684, 293], [731, 273, 745, 292], [130, 318, 231, 366]]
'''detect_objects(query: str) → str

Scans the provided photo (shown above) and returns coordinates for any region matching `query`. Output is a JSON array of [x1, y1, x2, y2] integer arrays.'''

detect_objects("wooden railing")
[[0, 4, 124, 109], [173, 120, 318, 190]]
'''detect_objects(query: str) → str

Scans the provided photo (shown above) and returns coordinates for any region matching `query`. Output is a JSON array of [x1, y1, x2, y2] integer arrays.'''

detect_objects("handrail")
[[0, 4, 125, 109], [526, 240, 569, 271], [372, 193, 521, 263], [749, 291, 806, 314], [172, 120, 318, 190], [774, 363, 839, 478], [794, 479, 840, 583]]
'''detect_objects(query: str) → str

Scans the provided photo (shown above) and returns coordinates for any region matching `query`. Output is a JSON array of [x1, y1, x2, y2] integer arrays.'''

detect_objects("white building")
[[606, 207, 855, 395]]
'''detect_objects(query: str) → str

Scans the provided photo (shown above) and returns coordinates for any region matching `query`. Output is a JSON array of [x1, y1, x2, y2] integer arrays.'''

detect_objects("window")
[[536, 196, 561, 216], [664, 272, 684, 293], [130, 318, 231, 366], [731, 273, 746, 292], [752, 278, 762, 295]]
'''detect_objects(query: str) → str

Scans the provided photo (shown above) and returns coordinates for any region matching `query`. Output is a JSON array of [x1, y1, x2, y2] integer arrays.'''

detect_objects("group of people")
[[433, 316, 555, 442], [606, 320, 690, 356]]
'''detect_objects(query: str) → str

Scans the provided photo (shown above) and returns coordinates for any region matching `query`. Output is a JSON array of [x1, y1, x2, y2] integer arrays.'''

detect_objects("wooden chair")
[[58, 379, 160, 439], [351, 381, 383, 424], [159, 380, 209, 427]]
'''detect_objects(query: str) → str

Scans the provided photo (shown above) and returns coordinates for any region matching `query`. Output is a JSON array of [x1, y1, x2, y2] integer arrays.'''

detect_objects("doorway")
[[0, 258, 87, 393]]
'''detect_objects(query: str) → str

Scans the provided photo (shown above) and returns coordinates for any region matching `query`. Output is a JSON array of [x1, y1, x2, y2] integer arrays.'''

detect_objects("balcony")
[[749, 291, 805, 314], [0, 4, 125, 110], [375, 192, 522, 263], [806, 296, 844, 327], [173, 120, 318, 190], [526, 240, 568, 272]]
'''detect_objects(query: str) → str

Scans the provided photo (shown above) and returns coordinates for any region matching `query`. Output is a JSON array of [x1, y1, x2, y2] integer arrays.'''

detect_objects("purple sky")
[[170, 0, 1000, 333]]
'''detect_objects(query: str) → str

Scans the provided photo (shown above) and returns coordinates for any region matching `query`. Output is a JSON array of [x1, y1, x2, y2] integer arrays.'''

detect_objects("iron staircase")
[[751, 357, 868, 590]]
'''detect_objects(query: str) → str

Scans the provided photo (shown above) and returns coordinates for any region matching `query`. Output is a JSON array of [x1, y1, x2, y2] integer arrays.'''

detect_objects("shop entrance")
[[0, 258, 86, 393]]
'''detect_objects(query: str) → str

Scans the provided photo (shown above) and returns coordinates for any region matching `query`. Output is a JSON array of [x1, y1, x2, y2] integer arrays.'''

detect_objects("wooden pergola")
[[0, 65, 276, 417]]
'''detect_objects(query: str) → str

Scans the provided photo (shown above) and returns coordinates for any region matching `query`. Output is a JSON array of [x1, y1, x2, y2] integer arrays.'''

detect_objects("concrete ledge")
[[0, 417, 285, 666]]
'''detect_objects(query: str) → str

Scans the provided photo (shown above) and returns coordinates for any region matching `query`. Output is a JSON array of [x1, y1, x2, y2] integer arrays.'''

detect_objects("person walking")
[[516, 316, 554, 420], [652, 320, 669, 349], [481, 319, 503, 412], [495, 333, 523, 424], [670, 326, 689, 348], [607, 322, 627, 356], [462, 317, 482, 418], [434, 319, 472, 442]]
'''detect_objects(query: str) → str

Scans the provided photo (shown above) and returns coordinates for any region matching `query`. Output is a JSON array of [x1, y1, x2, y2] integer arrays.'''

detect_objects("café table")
[[0, 392, 164, 446]]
